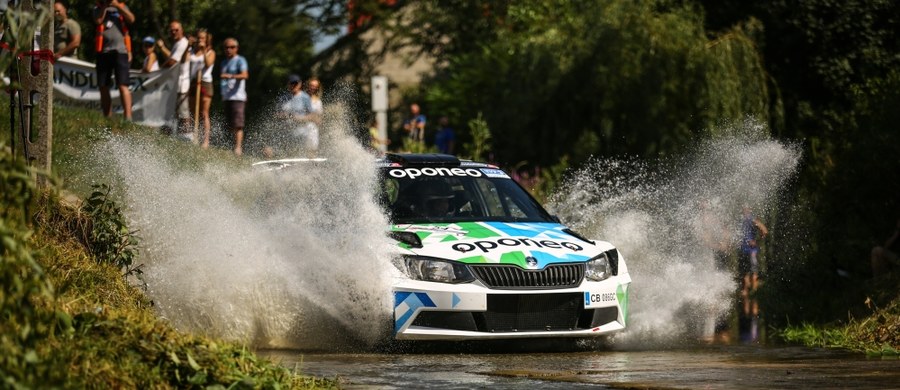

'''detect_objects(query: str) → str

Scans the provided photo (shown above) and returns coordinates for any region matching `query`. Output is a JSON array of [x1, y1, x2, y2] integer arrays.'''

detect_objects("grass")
[[1, 99, 338, 387], [780, 283, 900, 357]]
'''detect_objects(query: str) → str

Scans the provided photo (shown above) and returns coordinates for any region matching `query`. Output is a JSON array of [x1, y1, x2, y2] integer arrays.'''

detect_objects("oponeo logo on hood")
[[388, 167, 483, 179], [451, 237, 583, 254]]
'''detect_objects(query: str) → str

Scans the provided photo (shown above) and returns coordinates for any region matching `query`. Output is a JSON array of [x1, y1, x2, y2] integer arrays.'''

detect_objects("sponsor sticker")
[[388, 167, 483, 179], [480, 168, 509, 178], [451, 237, 583, 254]]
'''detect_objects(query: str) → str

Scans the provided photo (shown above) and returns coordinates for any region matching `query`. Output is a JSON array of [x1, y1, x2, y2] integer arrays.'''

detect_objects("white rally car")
[[380, 154, 631, 341]]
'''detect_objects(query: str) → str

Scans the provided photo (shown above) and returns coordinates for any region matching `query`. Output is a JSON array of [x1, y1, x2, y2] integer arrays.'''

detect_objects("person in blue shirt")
[[220, 37, 249, 155], [402, 103, 426, 143], [434, 116, 456, 155], [738, 205, 768, 293]]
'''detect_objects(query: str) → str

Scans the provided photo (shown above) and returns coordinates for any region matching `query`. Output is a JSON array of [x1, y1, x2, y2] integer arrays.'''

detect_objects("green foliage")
[[0, 4, 51, 90], [401, 0, 771, 165], [81, 183, 142, 281], [464, 113, 491, 162], [0, 145, 63, 388]]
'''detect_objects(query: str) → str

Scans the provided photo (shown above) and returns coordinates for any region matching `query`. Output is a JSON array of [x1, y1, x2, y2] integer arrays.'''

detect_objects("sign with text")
[[53, 57, 179, 128]]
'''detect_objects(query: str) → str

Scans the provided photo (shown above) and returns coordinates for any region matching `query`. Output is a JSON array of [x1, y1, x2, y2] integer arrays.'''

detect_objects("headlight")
[[399, 256, 475, 284], [585, 253, 611, 282]]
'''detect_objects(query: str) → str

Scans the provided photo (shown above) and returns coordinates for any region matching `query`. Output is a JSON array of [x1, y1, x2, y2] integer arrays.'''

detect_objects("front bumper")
[[393, 276, 630, 341]]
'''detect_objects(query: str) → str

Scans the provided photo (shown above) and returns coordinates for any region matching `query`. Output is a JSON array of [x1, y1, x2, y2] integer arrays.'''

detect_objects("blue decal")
[[452, 293, 461, 308], [530, 250, 592, 268], [584, 292, 590, 306], [394, 292, 437, 333], [485, 222, 564, 239]]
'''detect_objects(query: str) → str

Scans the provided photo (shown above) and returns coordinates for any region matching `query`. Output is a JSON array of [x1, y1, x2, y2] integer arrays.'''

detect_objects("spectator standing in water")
[[188, 29, 215, 149], [93, 0, 134, 120], [220, 37, 249, 156], [738, 205, 768, 294], [157, 21, 191, 137], [53, 1, 81, 60], [140, 36, 158, 72]]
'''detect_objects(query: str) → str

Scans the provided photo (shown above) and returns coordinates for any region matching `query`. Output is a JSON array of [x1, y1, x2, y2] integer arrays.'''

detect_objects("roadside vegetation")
[[781, 296, 900, 357], [0, 105, 336, 388]]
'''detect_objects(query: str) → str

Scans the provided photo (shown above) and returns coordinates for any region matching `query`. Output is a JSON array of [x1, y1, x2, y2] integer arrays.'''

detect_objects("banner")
[[53, 56, 179, 128]]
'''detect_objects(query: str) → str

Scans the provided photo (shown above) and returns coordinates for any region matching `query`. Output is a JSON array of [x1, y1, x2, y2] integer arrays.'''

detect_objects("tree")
[[385, 0, 770, 165]]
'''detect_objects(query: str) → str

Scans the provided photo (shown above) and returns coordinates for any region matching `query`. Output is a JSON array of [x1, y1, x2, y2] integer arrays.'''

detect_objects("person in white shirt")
[[156, 21, 190, 136], [188, 29, 216, 148]]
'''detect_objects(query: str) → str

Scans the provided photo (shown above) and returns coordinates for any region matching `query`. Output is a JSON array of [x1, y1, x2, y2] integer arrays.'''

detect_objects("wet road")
[[262, 344, 900, 389]]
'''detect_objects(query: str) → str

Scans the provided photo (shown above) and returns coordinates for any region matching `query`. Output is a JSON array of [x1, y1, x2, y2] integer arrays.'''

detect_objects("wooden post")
[[18, 0, 54, 184]]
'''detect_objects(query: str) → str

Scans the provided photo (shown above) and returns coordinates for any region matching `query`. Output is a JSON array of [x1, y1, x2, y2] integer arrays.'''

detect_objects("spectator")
[[220, 37, 249, 156], [306, 77, 324, 130], [188, 29, 215, 149], [93, 0, 134, 120], [157, 21, 191, 137], [402, 103, 426, 143], [434, 115, 455, 154], [274, 74, 316, 156], [53, 1, 81, 60], [738, 205, 768, 294], [871, 218, 900, 278], [140, 36, 158, 72]]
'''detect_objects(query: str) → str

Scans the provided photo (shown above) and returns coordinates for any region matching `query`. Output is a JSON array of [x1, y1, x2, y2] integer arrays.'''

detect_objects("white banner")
[[53, 56, 179, 127]]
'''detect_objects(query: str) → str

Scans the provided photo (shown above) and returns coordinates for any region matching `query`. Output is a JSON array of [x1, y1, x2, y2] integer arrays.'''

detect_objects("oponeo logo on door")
[[388, 167, 484, 179], [451, 238, 583, 253]]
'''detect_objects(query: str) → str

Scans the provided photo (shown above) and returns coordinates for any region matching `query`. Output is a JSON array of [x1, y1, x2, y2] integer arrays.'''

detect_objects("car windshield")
[[379, 167, 556, 224]]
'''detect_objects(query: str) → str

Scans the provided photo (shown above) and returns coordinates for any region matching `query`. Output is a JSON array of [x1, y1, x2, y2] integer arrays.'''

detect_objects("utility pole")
[[371, 75, 388, 152]]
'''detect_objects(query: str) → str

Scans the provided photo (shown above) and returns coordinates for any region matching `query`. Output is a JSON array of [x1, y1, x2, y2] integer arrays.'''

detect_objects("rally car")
[[380, 153, 631, 340]]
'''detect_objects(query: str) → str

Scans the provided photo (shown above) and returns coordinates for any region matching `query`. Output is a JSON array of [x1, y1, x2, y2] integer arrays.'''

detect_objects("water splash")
[[89, 95, 394, 351], [549, 119, 801, 348]]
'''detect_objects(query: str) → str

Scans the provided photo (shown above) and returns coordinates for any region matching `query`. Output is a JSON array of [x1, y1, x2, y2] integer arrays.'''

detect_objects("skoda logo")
[[525, 256, 538, 269]]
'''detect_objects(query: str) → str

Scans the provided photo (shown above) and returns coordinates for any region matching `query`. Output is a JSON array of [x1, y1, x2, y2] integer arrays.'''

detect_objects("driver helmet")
[[417, 179, 454, 217]]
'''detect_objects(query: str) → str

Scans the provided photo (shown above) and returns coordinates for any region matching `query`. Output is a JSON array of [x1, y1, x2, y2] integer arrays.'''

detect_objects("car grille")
[[471, 263, 584, 289]]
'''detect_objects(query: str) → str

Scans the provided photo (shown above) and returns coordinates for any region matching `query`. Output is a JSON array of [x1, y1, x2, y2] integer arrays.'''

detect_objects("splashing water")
[[548, 120, 801, 348], [87, 93, 395, 351], [82, 104, 796, 351]]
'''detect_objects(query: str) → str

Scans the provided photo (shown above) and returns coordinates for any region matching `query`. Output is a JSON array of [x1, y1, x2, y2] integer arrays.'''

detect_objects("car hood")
[[390, 222, 608, 269]]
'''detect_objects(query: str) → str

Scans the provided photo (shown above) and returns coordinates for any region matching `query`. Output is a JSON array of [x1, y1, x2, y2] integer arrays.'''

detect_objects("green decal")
[[456, 222, 500, 238], [458, 255, 488, 264], [441, 235, 458, 242], [416, 231, 432, 240], [617, 284, 629, 326], [499, 251, 528, 268]]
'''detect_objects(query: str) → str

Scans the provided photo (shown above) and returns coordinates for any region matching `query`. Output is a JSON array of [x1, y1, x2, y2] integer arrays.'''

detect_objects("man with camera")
[[93, 0, 134, 120]]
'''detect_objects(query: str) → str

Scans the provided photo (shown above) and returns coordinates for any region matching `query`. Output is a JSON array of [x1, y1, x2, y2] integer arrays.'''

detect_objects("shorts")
[[176, 92, 190, 119], [224, 100, 246, 129], [738, 249, 759, 275], [189, 81, 214, 98], [96, 51, 130, 88]]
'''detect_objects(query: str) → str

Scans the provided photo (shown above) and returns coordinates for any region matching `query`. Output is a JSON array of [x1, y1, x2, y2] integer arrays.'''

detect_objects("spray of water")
[[548, 119, 801, 348], [87, 87, 395, 351]]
